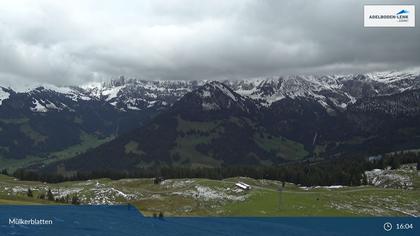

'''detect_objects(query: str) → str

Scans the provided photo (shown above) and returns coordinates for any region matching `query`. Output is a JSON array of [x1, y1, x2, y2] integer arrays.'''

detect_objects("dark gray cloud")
[[0, 0, 419, 86]]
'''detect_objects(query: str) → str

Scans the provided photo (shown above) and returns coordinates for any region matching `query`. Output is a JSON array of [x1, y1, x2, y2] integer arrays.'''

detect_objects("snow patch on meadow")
[[160, 179, 195, 189], [173, 185, 247, 202], [299, 185, 345, 190], [365, 166, 414, 189]]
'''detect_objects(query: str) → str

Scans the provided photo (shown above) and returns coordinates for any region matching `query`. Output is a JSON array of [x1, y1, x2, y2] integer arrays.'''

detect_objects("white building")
[[235, 182, 251, 190]]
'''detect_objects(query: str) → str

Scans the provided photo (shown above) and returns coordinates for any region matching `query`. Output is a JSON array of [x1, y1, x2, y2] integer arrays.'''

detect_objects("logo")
[[396, 9, 409, 15], [364, 5, 415, 27]]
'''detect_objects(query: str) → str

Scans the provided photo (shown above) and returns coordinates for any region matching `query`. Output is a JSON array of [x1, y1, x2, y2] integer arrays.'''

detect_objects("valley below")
[[1, 164, 419, 217]]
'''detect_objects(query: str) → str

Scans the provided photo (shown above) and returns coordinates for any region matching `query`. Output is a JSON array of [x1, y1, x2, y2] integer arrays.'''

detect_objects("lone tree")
[[154, 177, 164, 185], [47, 189, 55, 201], [362, 173, 368, 185], [389, 157, 400, 170], [27, 188, 33, 198], [71, 195, 81, 205]]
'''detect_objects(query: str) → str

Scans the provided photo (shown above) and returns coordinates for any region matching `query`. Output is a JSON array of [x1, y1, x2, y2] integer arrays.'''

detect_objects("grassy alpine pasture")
[[0, 165, 418, 217], [0, 133, 112, 172]]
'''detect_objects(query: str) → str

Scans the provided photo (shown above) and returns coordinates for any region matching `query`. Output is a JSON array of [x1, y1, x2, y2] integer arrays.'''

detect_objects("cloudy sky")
[[0, 0, 419, 86]]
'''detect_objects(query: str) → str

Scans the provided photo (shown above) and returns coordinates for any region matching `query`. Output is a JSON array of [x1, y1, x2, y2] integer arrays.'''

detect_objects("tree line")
[[5, 152, 420, 187], [25, 187, 81, 205]]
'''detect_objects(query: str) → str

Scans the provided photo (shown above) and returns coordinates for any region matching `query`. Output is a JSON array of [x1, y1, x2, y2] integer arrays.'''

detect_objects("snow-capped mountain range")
[[1, 71, 419, 113], [2, 70, 420, 171]]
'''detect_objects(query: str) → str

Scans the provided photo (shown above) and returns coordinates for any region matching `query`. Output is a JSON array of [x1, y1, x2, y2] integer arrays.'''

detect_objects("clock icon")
[[384, 222, 393, 232]]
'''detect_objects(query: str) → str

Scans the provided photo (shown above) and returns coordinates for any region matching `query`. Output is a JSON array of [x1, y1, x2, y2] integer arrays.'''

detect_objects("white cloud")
[[0, 0, 419, 86]]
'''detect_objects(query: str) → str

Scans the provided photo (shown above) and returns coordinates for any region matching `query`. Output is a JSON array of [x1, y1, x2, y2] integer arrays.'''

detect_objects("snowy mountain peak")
[[0, 71, 419, 113], [187, 81, 254, 112], [200, 81, 241, 102], [0, 87, 11, 106]]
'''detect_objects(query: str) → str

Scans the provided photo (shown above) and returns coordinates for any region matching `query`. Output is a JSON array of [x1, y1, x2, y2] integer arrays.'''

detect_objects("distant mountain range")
[[0, 71, 419, 173]]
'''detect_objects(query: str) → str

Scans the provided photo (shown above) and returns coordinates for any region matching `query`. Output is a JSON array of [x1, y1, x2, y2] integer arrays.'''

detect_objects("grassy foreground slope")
[[0, 165, 419, 217]]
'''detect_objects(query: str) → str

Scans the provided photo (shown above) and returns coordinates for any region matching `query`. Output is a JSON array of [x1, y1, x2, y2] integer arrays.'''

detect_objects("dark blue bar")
[[0, 205, 418, 236]]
